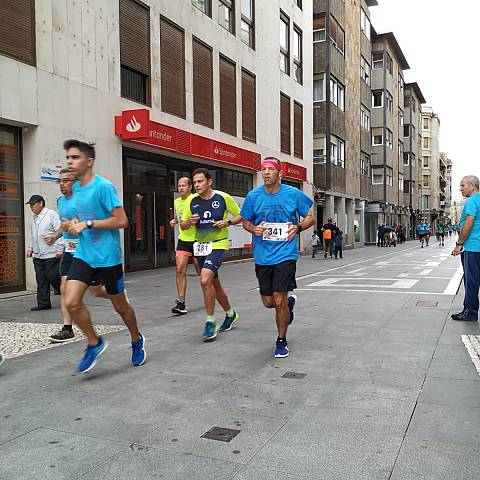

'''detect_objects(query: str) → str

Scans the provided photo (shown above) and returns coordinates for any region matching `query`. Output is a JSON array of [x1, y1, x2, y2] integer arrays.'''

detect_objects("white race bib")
[[65, 239, 79, 253], [262, 222, 290, 241], [194, 241, 213, 256]]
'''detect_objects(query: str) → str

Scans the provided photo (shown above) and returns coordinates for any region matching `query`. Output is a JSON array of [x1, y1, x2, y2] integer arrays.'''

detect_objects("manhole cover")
[[416, 301, 438, 308], [201, 427, 240, 442], [282, 371, 307, 379]]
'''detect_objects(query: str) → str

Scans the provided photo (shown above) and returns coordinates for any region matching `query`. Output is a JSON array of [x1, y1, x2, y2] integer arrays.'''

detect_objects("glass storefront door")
[[0, 125, 25, 293]]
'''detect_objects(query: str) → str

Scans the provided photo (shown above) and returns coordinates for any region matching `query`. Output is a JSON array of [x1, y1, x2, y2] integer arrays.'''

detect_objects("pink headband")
[[261, 159, 281, 171]]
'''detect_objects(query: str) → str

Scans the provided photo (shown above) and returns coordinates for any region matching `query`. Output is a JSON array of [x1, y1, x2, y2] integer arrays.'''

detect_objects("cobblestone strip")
[[0, 322, 126, 359], [461, 335, 480, 376]]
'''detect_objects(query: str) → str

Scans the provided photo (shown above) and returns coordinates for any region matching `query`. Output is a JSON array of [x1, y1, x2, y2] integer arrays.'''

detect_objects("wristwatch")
[[227, 220, 232, 226], [456, 241, 463, 246], [86, 219, 94, 229], [296, 224, 302, 234]]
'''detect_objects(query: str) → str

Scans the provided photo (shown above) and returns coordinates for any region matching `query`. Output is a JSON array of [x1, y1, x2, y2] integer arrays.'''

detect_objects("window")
[[398, 109, 404, 127], [386, 167, 393, 187], [423, 117, 430, 130], [372, 168, 383, 184], [120, 0, 151, 105], [313, 14, 326, 43], [0, 0, 35, 65], [293, 25, 302, 84], [423, 137, 430, 149], [399, 173, 404, 192], [224, 170, 253, 196], [218, 0, 234, 33], [160, 17, 185, 118], [242, 69, 256, 142], [361, 154, 371, 176], [423, 156, 429, 168], [372, 90, 383, 108], [280, 93, 291, 154], [404, 124, 415, 138], [360, 105, 370, 131], [385, 53, 393, 74], [192, 0, 211, 16], [330, 136, 345, 168], [404, 179, 410, 194], [372, 52, 384, 69], [330, 76, 345, 111], [360, 8, 371, 40], [386, 91, 393, 113], [294, 102, 303, 159], [398, 75, 404, 97], [372, 127, 383, 146], [219, 55, 237, 136], [423, 195, 430, 209], [398, 140, 403, 160], [313, 137, 326, 164], [411, 153, 416, 167], [405, 95, 417, 112], [313, 74, 325, 105], [193, 38, 213, 128], [241, 0, 254, 48], [423, 175, 430, 187], [330, 16, 345, 55], [386, 129, 393, 150], [403, 152, 409, 166], [360, 56, 371, 86], [280, 12, 290, 75]]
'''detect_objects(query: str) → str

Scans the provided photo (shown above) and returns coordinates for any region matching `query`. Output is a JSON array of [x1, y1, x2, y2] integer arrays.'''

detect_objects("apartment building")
[[365, 29, 409, 241], [444, 154, 453, 213], [420, 106, 444, 225], [312, 0, 377, 247], [0, 0, 313, 293]]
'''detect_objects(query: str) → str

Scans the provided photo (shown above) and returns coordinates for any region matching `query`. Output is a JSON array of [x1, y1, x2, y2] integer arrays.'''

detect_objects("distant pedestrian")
[[377, 225, 384, 247], [311, 230, 320, 258], [26, 195, 63, 311], [321, 218, 336, 258], [334, 230, 343, 259], [436, 220, 446, 247], [451, 175, 480, 322]]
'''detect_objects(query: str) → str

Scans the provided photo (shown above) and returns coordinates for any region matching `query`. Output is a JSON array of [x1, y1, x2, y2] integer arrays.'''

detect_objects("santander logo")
[[126, 115, 141, 133], [214, 145, 237, 159]]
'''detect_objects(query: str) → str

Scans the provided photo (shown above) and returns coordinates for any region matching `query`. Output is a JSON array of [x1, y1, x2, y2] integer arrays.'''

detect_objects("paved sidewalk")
[[1, 240, 479, 479]]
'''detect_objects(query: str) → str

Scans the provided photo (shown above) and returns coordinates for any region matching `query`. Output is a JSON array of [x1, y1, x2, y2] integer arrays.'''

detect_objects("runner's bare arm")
[[68, 207, 128, 235], [213, 214, 243, 228], [452, 215, 474, 256], [243, 220, 266, 236], [287, 209, 316, 241]]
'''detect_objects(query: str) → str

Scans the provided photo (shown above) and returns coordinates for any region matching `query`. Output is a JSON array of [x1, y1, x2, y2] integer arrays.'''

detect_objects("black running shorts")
[[60, 252, 74, 277], [67, 258, 124, 295], [176, 239, 195, 257], [255, 260, 297, 297]]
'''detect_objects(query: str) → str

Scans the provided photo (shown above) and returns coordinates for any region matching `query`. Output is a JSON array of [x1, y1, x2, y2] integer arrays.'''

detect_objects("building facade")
[[312, 0, 377, 247], [0, 0, 313, 293]]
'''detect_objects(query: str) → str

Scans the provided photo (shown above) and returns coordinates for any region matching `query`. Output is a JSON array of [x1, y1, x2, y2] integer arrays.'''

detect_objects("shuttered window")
[[120, 0, 150, 104], [241, 69, 256, 143], [193, 38, 213, 128], [280, 93, 291, 154], [219, 55, 237, 136], [294, 101, 303, 159], [0, 0, 35, 65], [161, 17, 186, 118]]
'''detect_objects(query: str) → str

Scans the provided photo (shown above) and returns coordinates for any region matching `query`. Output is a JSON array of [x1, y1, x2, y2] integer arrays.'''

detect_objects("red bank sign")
[[115, 109, 261, 171]]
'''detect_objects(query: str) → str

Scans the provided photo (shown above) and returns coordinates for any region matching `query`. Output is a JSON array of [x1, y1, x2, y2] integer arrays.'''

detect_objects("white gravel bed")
[[0, 322, 126, 358]]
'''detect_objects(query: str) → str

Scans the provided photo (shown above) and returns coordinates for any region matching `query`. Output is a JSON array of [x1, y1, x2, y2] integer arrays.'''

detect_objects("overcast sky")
[[370, 0, 479, 199]]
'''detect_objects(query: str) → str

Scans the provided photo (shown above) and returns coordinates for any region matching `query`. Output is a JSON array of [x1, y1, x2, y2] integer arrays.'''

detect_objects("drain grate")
[[416, 301, 438, 308], [201, 427, 241, 442], [282, 371, 307, 379]]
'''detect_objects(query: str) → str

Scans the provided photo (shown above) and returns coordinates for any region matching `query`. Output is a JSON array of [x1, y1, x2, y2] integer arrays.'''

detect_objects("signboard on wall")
[[40, 163, 62, 182]]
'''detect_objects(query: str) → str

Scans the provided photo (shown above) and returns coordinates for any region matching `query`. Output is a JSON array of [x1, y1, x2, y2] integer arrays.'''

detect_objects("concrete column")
[[346, 199, 354, 247], [324, 194, 334, 221], [338, 197, 346, 244], [360, 200, 366, 244]]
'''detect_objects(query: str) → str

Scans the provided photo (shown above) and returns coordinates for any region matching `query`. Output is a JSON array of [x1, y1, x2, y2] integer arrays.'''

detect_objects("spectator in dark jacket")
[[334, 230, 343, 259]]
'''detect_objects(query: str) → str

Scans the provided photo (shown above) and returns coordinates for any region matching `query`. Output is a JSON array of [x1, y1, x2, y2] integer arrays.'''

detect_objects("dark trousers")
[[33, 257, 60, 307], [461, 251, 480, 319], [324, 239, 332, 257], [334, 246, 343, 258]]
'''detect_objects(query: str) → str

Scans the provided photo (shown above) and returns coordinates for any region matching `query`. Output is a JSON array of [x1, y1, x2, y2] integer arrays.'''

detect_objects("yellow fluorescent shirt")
[[174, 195, 196, 242]]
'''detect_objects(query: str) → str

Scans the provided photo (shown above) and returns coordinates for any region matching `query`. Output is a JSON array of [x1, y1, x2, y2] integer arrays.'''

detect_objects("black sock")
[[63, 325, 73, 332], [277, 337, 287, 343]]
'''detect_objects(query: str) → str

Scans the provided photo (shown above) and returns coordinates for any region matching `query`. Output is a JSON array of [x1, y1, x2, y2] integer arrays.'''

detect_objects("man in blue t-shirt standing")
[[241, 157, 315, 358], [62, 140, 146, 373], [451, 175, 480, 322]]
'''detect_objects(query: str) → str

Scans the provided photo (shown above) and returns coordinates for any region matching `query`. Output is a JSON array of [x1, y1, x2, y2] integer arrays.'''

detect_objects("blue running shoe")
[[219, 311, 239, 332], [131, 333, 146, 366], [288, 295, 297, 325], [78, 337, 108, 373], [203, 321, 218, 341], [274, 338, 289, 358]]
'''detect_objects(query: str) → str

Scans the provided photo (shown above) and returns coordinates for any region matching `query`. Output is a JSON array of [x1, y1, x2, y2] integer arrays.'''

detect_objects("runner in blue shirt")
[[62, 140, 146, 373], [241, 157, 315, 358], [416, 222, 427, 248]]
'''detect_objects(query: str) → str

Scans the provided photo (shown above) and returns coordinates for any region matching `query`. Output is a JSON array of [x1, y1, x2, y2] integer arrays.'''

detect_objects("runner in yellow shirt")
[[170, 177, 200, 314]]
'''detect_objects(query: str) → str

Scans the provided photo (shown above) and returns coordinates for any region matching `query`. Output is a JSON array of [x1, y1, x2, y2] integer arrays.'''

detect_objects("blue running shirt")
[[461, 193, 480, 252], [72, 175, 123, 267], [57, 195, 78, 241], [241, 184, 313, 266]]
